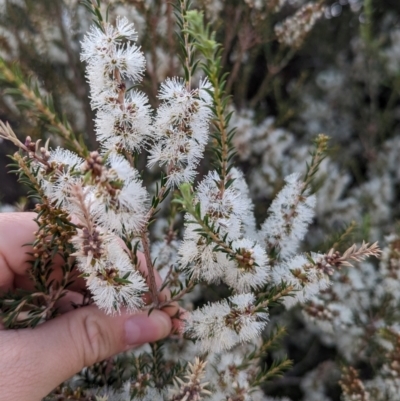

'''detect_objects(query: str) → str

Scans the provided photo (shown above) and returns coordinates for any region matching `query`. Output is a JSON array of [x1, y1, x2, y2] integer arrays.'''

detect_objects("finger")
[[0, 212, 77, 293], [54, 290, 85, 314], [0, 212, 38, 291], [171, 307, 187, 335], [0, 213, 88, 293], [0, 305, 172, 401]]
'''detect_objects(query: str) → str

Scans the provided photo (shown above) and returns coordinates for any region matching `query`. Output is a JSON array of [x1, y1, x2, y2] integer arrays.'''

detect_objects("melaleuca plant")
[[0, 1, 381, 400]]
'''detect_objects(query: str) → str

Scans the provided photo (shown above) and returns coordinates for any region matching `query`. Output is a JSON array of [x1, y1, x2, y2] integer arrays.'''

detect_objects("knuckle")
[[76, 313, 112, 367]]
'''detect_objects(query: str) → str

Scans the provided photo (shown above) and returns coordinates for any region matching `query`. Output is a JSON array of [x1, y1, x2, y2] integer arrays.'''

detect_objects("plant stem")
[[257, 285, 295, 310], [157, 281, 195, 309], [141, 231, 159, 307]]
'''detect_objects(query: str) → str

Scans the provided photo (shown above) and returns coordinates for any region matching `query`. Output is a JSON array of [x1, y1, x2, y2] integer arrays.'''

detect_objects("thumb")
[[1, 305, 171, 401]]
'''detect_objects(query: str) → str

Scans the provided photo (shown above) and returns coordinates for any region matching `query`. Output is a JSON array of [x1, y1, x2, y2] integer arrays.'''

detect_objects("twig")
[[141, 231, 159, 307]]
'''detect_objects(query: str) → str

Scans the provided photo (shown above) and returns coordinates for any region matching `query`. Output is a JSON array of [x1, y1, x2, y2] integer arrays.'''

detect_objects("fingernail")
[[125, 311, 171, 345]]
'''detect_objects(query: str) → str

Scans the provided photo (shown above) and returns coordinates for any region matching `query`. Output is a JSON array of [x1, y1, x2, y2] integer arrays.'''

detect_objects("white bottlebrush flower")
[[103, 43, 146, 83], [70, 226, 105, 273], [228, 167, 258, 240], [157, 77, 188, 102], [88, 85, 122, 112], [81, 16, 138, 63], [40, 147, 84, 207], [206, 342, 261, 399], [178, 170, 256, 284], [86, 46, 145, 111], [93, 154, 148, 234], [114, 16, 139, 40], [272, 253, 330, 308], [261, 173, 316, 260], [178, 224, 230, 283], [81, 15, 147, 150], [185, 293, 268, 352], [86, 240, 147, 314], [148, 78, 213, 188], [43, 170, 81, 209], [48, 147, 83, 168], [222, 238, 270, 293], [95, 90, 152, 152], [86, 63, 119, 99], [274, 3, 324, 49], [196, 170, 250, 240], [148, 139, 201, 187]]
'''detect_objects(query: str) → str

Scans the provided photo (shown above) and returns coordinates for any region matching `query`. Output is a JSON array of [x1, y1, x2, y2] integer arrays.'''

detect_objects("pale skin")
[[0, 213, 178, 401]]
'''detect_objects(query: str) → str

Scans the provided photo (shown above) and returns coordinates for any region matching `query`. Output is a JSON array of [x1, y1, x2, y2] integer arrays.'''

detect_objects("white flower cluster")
[[3, 0, 400, 399], [179, 169, 269, 293], [261, 173, 316, 260], [272, 252, 330, 308], [61, 160, 148, 314], [39, 149, 149, 236], [185, 293, 268, 352], [33, 16, 155, 314], [179, 164, 329, 352], [73, 234, 147, 314], [301, 237, 398, 362], [30, 14, 217, 315], [39, 147, 84, 206], [92, 154, 148, 234], [275, 2, 325, 48], [148, 78, 213, 188], [205, 343, 267, 401], [81, 16, 213, 188], [81, 16, 151, 153]]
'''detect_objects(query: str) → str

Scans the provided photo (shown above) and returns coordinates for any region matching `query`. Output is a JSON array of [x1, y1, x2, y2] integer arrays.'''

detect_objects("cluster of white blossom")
[[178, 168, 265, 289], [34, 147, 149, 314], [261, 173, 316, 259], [274, 2, 325, 48], [177, 154, 344, 356], [204, 343, 266, 401], [185, 293, 268, 352], [230, 106, 400, 248], [301, 237, 398, 359], [81, 11, 213, 187], [27, 12, 216, 317], [81, 16, 151, 152], [148, 78, 213, 187]]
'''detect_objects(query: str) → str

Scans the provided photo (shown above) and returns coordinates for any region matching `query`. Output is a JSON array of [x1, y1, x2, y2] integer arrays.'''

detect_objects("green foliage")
[[0, 57, 87, 156]]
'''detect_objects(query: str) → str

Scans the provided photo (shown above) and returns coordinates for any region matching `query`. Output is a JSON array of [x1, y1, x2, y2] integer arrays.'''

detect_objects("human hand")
[[0, 212, 174, 401]]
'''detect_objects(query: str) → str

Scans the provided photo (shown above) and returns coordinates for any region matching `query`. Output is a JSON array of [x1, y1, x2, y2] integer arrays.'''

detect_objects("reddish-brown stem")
[[141, 231, 159, 307]]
